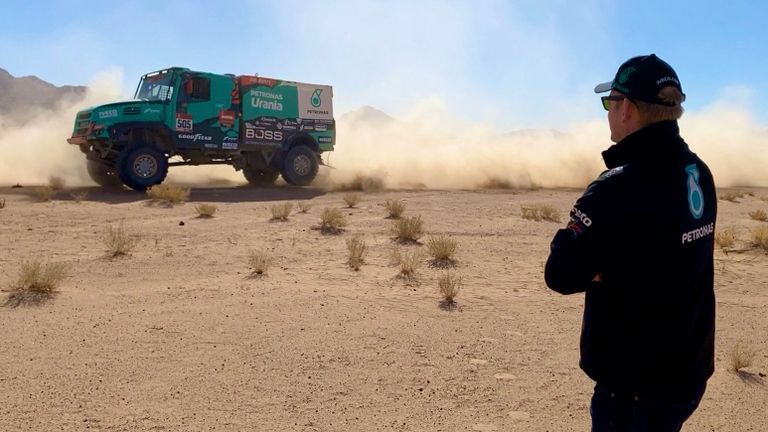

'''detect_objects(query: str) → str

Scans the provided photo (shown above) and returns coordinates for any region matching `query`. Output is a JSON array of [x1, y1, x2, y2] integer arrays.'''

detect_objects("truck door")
[[174, 73, 239, 150]]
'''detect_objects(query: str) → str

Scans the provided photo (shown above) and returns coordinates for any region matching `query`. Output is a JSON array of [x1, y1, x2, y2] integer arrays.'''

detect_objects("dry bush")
[[0, 199, 5, 209], [270, 202, 293, 221], [346, 236, 368, 271], [438, 272, 462, 304], [750, 226, 768, 252], [748, 209, 768, 222], [103, 224, 138, 257], [426, 235, 458, 267], [391, 247, 425, 280], [715, 227, 738, 251], [13, 260, 68, 293], [147, 184, 190, 204], [297, 201, 312, 213], [33, 186, 54, 202], [5, 259, 69, 307], [319, 208, 347, 234], [393, 215, 424, 243], [384, 199, 406, 219], [729, 342, 758, 373], [48, 176, 66, 191], [195, 203, 217, 218], [343, 193, 361, 208], [521, 204, 561, 222], [248, 250, 271, 276], [70, 191, 88, 203], [719, 191, 746, 203]]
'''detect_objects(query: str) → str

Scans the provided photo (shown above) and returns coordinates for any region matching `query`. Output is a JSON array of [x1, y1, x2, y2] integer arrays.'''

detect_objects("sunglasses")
[[601, 95, 626, 111]]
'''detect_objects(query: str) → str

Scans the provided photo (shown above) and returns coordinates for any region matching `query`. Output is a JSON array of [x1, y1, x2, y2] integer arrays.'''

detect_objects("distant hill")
[[0, 67, 86, 120], [339, 105, 398, 126]]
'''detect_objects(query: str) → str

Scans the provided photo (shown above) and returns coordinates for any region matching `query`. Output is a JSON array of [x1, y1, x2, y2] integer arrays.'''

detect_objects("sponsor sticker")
[[219, 110, 236, 127], [98, 109, 118, 119], [176, 113, 193, 132], [222, 136, 238, 150]]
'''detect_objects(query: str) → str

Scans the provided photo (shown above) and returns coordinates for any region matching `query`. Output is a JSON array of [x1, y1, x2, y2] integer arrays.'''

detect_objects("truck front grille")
[[123, 106, 141, 115]]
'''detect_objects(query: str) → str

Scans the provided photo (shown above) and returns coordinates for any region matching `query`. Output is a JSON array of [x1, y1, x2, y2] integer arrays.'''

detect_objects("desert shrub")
[[426, 235, 458, 268], [270, 202, 293, 221], [521, 204, 560, 222], [248, 250, 271, 275], [346, 236, 368, 271], [715, 227, 737, 250], [391, 247, 425, 280], [319, 208, 347, 234], [195, 203, 217, 218], [343, 193, 361, 208], [103, 224, 138, 257], [0, 199, 5, 209], [384, 199, 406, 219], [393, 215, 424, 243], [70, 191, 88, 203], [438, 272, 462, 303], [729, 342, 757, 373], [297, 201, 312, 213], [33, 186, 54, 202], [147, 184, 190, 204], [748, 209, 768, 222], [719, 191, 745, 203], [12, 259, 68, 293], [48, 176, 66, 191], [750, 226, 768, 252]]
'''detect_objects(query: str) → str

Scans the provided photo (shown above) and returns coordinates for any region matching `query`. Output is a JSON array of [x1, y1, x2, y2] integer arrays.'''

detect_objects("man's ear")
[[620, 99, 634, 123]]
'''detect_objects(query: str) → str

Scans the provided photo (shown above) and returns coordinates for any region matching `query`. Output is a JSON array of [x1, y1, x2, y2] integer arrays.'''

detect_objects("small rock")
[[179, 221, 185, 226]]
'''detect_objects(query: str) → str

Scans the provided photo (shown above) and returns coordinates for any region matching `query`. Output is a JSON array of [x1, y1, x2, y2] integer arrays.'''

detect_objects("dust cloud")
[[1, 83, 766, 190], [0, 70, 124, 187], [326, 99, 768, 190]]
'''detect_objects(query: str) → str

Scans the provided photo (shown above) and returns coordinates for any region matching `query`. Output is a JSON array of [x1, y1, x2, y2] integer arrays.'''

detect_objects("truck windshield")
[[135, 71, 174, 101]]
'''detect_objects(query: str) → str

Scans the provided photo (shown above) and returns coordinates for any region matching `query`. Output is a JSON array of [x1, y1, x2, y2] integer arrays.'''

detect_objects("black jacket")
[[545, 120, 716, 402]]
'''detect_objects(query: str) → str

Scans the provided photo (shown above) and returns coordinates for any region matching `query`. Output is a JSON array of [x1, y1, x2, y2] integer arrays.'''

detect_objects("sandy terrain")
[[0, 184, 766, 431]]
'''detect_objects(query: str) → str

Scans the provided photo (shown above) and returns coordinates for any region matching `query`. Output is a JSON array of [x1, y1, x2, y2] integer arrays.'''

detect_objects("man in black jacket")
[[545, 54, 716, 431]]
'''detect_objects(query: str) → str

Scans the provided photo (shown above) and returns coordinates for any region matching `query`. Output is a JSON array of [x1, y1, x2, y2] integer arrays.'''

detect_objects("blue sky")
[[1, 0, 766, 130]]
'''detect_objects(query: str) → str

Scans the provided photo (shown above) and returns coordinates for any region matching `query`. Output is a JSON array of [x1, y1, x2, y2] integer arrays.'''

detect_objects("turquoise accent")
[[686, 164, 704, 219]]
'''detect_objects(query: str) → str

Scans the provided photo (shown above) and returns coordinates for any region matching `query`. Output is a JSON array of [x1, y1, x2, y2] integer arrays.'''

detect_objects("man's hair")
[[634, 87, 685, 124]]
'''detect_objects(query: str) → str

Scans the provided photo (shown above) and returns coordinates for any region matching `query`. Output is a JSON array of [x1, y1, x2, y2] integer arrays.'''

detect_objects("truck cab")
[[68, 67, 335, 190]]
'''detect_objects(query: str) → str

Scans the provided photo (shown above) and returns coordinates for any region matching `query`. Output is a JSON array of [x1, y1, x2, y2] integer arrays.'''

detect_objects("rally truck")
[[67, 67, 335, 190]]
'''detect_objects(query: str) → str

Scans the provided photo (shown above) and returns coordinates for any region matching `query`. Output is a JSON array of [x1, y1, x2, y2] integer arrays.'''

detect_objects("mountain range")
[[0, 67, 86, 120]]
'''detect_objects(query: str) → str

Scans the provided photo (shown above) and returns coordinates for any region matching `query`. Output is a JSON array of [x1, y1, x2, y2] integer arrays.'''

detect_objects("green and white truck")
[[68, 67, 335, 190]]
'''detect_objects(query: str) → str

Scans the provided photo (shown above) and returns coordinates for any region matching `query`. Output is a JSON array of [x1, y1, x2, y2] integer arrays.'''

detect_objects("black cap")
[[594, 54, 685, 105]]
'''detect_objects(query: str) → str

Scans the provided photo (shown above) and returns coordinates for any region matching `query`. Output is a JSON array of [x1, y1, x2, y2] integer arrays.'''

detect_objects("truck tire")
[[86, 160, 122, 187], [281, 146, 319, 186], [243, 166, 279, 186], [116, 145, 168, 191]]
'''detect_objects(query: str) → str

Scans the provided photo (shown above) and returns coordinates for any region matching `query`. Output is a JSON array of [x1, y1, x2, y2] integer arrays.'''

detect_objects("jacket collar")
[[601, 120, 685, 169]]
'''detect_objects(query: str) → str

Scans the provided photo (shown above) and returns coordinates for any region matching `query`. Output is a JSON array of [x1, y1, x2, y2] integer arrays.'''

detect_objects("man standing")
[[545, 54, 716, 431]]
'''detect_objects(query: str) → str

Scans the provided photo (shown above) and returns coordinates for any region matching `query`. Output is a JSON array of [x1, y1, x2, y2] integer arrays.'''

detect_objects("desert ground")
[[0, 182, 766, 432]]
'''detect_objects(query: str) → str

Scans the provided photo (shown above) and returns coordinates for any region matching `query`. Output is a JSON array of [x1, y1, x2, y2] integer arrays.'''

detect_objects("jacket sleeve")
[[545, 179, 612, 294]]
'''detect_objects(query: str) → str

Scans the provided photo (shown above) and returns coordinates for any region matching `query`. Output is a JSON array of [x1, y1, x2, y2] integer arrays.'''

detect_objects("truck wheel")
[[281, 146, 319, 186], [243, 166, 279, 186], [116, 145, 169, 191], [86, 160, 122, 187]]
